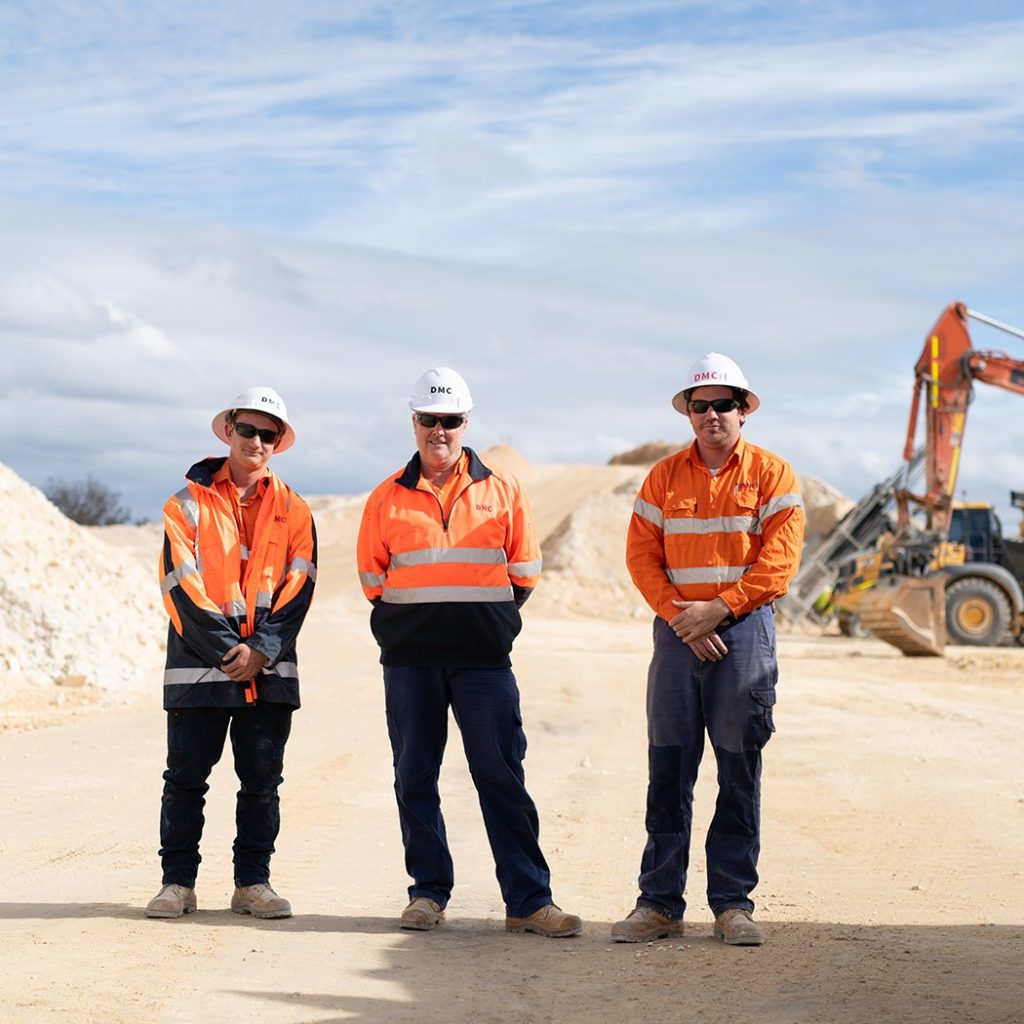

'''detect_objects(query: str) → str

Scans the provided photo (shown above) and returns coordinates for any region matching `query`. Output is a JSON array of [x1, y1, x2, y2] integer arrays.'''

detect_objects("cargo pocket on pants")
[[750, 688, 776, 745]]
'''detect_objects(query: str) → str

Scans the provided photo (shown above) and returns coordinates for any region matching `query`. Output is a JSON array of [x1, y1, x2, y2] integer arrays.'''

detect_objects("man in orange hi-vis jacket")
[[357, 366, 581, 939], [146, 386, 316, 921], [611, 353, 804, 948]]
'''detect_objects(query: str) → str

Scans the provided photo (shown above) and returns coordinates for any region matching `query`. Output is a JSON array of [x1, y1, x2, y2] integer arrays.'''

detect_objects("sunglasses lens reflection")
[[233, 421, 279, 444], [416, 413, 465, 429]]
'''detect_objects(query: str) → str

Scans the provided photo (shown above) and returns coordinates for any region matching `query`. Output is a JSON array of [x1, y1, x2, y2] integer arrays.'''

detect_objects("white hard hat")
[[671, 352, 760, 414], [212, 385, 296, 452], [409, 366, 474, 414]]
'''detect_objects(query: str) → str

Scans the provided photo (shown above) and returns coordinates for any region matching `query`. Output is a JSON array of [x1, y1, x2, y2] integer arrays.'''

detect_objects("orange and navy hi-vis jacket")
[[627, 439, 804, 623], [357, 447, 541, 668], [159, 457, 317, 709]]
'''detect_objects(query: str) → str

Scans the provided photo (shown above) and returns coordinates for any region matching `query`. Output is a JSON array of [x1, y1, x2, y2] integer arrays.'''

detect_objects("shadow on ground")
[[4, 907, 1019, 1023], [239, 919, 1023, 1024]]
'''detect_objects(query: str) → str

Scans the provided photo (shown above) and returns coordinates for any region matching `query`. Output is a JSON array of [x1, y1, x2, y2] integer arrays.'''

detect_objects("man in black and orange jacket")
[[146, 386, 316, 921], [357, 366, 581, 938]]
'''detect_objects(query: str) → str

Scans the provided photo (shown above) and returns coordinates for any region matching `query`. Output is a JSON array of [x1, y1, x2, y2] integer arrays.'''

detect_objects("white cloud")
[[1, 2, 1024, 530]]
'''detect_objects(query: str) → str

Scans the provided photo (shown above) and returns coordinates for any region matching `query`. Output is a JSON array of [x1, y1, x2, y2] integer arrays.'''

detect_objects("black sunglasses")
[[688, 398, 741, 415], [415, 413, 466, 429], [232, 420, 280, 445]]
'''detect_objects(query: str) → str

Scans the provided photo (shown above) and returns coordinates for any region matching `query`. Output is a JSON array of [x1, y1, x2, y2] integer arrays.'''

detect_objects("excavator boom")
[[857, 303, 1024, 655]]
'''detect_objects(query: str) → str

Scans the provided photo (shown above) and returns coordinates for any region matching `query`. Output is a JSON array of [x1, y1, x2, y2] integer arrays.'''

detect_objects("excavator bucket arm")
[[857, 575, 946, 656]]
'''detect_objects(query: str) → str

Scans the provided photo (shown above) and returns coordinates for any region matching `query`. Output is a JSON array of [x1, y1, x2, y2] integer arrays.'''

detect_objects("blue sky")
[[2, 1, 1024, 525]]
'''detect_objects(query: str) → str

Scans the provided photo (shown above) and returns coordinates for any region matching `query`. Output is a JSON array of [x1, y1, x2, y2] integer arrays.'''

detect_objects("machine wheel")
[[837, 611, 870, 639], [944, 577, 1012, 646]]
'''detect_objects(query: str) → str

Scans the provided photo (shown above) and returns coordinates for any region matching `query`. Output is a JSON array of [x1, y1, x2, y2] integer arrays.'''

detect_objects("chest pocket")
[[664, 497, 697, 518], [731, 493, 760, 533]]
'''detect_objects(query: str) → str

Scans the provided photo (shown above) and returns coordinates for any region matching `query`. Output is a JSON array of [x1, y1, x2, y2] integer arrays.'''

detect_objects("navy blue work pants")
[[636, 607, 777, 920], [383, 665, 552, 919], [159, 703, 293, 888]]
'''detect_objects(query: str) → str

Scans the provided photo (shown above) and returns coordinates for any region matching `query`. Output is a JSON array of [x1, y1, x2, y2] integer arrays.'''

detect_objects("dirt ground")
[[2, 471, 1023, 1023]]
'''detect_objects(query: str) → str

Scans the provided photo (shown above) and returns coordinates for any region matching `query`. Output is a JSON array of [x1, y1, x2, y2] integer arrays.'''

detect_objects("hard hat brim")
[[212, 407, 296, 453], [409, 399, 474, 414]]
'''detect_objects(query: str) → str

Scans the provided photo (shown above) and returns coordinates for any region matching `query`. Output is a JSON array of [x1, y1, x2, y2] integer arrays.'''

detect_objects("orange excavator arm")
[[896, 302, 1024, 536]]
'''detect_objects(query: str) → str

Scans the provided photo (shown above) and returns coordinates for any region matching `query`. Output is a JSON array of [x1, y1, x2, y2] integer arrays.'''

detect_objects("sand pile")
[[531, 469, 649, 619], [801, 473, 856, 546], [0, 462, 165, 691], [608, 441, 686, 465]]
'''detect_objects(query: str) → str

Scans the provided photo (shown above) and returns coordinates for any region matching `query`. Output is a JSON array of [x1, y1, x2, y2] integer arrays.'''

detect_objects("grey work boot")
[[713, 908, 765, 946], [400, 897, 445, 931], [146, 883, 197, 919], [610, 906, 683, 943], [231, 883, 292, 919]]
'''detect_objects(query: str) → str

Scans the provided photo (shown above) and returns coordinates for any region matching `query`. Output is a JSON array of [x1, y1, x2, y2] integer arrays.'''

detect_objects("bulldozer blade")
[[857, 575, 946, 656]]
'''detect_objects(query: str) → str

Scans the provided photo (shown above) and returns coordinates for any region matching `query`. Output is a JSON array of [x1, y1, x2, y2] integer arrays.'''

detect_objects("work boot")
[[505, 904, 583, 938], [231, 883, 292, 919], [400, 897, 445, 931], [713, 908, 764, 946], [610, 906, 683, 943], [145, 883, 197, 919]]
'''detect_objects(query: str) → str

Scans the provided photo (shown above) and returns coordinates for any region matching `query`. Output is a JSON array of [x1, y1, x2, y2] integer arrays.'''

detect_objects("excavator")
[[853, 302, 1024, 655]]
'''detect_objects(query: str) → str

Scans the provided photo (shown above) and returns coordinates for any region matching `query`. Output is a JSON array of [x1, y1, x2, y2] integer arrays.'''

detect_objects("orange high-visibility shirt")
[[627, 438, 804, 622]]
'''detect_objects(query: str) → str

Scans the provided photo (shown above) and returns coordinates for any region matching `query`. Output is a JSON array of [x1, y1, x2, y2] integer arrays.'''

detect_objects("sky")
[[2, 0, 1024, 527]]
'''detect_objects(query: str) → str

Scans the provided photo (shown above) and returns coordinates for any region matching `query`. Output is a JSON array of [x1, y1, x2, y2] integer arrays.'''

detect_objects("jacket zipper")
[[425, 477, 480, 532]]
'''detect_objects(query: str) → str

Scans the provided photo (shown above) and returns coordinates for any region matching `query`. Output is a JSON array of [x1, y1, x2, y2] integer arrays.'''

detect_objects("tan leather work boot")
[[713, 908, 764, 945], [231, 883, 292, 919], [610, 906, 683, 942], [505, 904, 583, 937], [400, 897, 445, 930], [145, 883, 197, 919]]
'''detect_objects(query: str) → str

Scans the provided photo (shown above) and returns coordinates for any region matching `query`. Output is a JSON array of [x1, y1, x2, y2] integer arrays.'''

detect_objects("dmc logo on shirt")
[[476, 504, 494, 512], [274, 514, 288, 523], [733, 481, 756, 493]]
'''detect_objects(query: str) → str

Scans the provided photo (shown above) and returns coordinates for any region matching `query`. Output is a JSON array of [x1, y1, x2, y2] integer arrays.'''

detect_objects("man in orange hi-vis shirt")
[[357, 367, 581, 939], [612, 353, 804, 948], [146, 386, 316, 922]]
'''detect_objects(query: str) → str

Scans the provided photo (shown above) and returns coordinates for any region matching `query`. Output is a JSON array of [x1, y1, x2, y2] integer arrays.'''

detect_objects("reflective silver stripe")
[[360, 571, 385, 587], [221, 599, 246, 618], [164, 661, 299, 685], [288, 557, 317, 581], [759, 492, 803, 520], [633, 498, 664, 528], [667, 565, 750, 585], [382, 585, 514, 604], [173, 487, 199, 531], [665, 515, 757, 536], [160, 559, 199, 596], [256, 591, 273, 609], [389, 547, 508, 569], [164, 667, 231, 685], [508, 559, 542, 576], [240, 544, 250, 560]]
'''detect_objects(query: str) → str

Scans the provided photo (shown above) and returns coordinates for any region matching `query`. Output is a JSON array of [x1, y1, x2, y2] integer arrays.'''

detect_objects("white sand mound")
[[800, 474, 856, 546], [528, 466, 649, 619], [0, 463, 164, 691]]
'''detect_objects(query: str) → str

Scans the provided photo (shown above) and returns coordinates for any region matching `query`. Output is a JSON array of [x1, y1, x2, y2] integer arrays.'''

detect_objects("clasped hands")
[[669, 597, 732, 662], [221, 643, 269, 682]]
